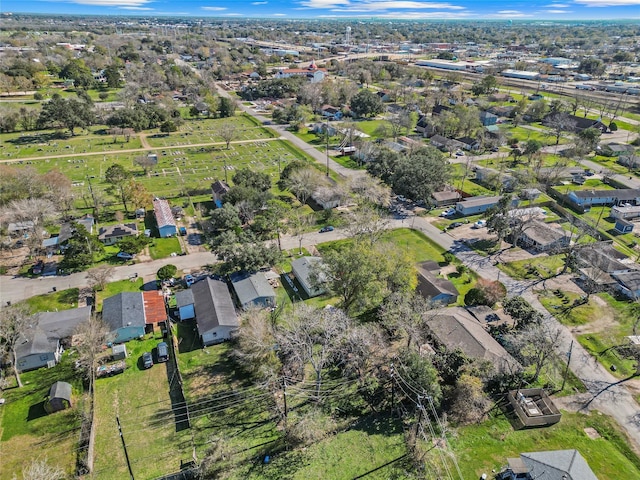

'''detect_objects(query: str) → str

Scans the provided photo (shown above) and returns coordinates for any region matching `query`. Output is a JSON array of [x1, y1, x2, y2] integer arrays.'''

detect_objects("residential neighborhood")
[[1, 9, 640, 480]]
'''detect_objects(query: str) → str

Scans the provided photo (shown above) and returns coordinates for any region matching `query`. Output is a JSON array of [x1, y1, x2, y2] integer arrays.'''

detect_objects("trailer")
[[96, 360, 127, 378]]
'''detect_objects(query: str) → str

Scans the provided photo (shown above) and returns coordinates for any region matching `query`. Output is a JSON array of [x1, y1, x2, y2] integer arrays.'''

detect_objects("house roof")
[[191, 277, 238, 334], [49, 381, 72, 401], [102, 292, 146, 332], [416, 267, 458, 300], [211, 180, 230, 196], [16, 328, 57, 358], [426, 307, 521, 373], [432, 104, 451, 115], [98, 223, 138, 241], [142, 290, 166, 324], [432, 191, 461, 202], [456, 136, 478, 146], [578, 242, 632, 273], [520, 450, 599, 480], [153, 198, 176, 228], [230, 271, 276, 307], [458, 195, 502, 208], [570, 188, 640, 201], [521, 220, 567, 246], [612, 270, 640, 292], [175, 289, 195, 308], [291, 256, 323, 285]]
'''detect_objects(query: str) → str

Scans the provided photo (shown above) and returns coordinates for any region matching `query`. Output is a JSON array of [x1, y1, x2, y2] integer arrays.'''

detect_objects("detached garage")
[[45, 381, 72, 413]]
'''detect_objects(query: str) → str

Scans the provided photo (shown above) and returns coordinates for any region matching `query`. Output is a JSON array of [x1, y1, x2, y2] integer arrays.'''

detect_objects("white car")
[[440, 209, 455, 217], [472, 220, 486, 229]]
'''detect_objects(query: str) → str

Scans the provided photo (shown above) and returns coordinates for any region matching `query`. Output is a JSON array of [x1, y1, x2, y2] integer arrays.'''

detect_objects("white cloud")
[[574, 0, 640, 6], [546, 3, 570, 6], [302, 0, 465, 9], [272, 12, 287, 15], [202, 6, 227, 10], [543, 8, 572, 12], [118, 5, 154, 8], [221, 12, 244, 15], [492, 10, 532, 17], [71, 0, 150, 5], [252, 1, 268, 4]]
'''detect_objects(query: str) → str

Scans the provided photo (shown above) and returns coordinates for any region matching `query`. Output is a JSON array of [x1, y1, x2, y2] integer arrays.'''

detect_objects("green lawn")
[[95, 278, 143, 311], [92, 333, 191, 480], [0, 356, 84, 480], [449, 410, 640, 480], [538, 289, 601, 326], [149, 236, 183, 259], [499, 254, 565, 280], [22, 287, 80, 313]]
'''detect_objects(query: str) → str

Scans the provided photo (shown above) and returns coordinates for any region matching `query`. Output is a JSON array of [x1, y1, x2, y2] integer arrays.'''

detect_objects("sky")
[[3, 0, 640, 20]]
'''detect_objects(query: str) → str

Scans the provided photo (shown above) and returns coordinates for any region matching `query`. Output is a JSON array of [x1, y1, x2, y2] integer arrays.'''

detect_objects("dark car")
[[319, 226, 335, 233], [450, 222, 464, 229], [142, 352, 153, 369], [157, 342, 169, 363]]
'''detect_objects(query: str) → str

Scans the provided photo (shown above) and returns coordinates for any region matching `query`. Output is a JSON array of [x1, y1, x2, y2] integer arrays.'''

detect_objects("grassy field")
[[449, 410, 640, 480], [538, 289, 603, 326], [0, 356, 84, 480], [22, 287, 80, 312], [92, 333, 192, 480], [499, 254, 565, 280], [149, 236, 183, 259]]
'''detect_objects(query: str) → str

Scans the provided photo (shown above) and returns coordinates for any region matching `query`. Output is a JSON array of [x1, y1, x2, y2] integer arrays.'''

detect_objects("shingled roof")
[[153, 198, 176, 228]]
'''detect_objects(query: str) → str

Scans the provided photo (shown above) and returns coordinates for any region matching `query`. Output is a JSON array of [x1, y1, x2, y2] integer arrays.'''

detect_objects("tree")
[[218, 123, 238, 149], [313, 241, 414, 314], [73, 315, 108, 390], [122, 178, 152, 212], [350, 89, 384, 118], [449, 373, 491, 425], [37, 94, 94, 136], [118, 235, 150, 255], [60, 224, 104, 272], [545, 112, 577, 146], [86, 265, 114, 291], [464, 279, 506, 307], [578, 58, 606, 77], [523, 139, 543, 164], [485, 194, 513, 245], [503, 296, 542, 329], [103, 64, 122, 88], [210, 203, 242, 231], [471, 75, 498, 96], [505, 323, 562, 382], [218, 96, 236, 118], [390, 147, 450, 204], [0, 304, 32, 388], [19, 457, 65, 480], [60, 59, 94, 88], [134, 155, 156, 175], [277, 305, 353, 399], [378, 291, 434, 349], [3, 198, 59, 256], [157, 264, 177, 281], [232, 308, 280, 381], [575, 127, 602, 155], [395, 348, 442, 407], [525, 99, 549, 122], [104, 164, 132, 213], [285, 167, 324, 205], [233, 168, 271, 192]]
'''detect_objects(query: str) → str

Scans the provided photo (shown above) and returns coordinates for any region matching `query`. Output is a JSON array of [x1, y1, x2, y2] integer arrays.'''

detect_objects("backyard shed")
[[230, 271, 276, 310], [176, 289, 195, 320], [45, 381, 72, 413], [112, 344, 127, 360]]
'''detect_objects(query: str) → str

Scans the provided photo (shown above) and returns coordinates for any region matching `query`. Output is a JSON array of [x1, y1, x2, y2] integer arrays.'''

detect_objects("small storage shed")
[[112, 344, 127, 360], [45, 381, 72, 413]]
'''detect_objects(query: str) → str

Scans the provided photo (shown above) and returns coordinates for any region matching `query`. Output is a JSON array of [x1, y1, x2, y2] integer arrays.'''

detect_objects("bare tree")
[[73, 315, 108, 390], [286, 168, 324, 205], [505, 323, 563, 382], [289, 212, 312, 255], [232, 308, 280, 381], [218, 123, 238, 149], [18, 457, 65, 480], [378, 291, 435, 349], [86, 265, 115, 292], [0, 304, 33, 388], [544, 112, 577, 146], [134, 154, 156, 175], [349, 175, 391, 207], [3, 198, 59, 256], [344, 204, 389, 246]]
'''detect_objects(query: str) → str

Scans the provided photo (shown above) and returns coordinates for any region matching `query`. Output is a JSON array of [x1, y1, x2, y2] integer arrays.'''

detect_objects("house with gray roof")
[[102, 292, 146, 343], [611, 270, 640, 299], [500, 450, 598, 480], [291, 256, 326, 298], [425, 307, 521, 374], [518, 221, 569, 252], [16, 306, 92, 372], [416, 262, 458, 305], [192, 278, 239, 346], [98, 223, 138, 245], [230, 271, 276, 310], [567, 188, 640, 208], [176, 289, 195, 320]]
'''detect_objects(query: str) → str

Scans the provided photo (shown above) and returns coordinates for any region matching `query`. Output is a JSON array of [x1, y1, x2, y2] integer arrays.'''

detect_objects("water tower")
[[345, 26, 351, 45]]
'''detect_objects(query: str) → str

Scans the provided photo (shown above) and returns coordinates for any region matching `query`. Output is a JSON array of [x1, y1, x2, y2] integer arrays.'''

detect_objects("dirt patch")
[[584, 427, 602, 439], [571, 295, 618, 335], [538, 275, 586, 295], [0, 246, 31, 275]]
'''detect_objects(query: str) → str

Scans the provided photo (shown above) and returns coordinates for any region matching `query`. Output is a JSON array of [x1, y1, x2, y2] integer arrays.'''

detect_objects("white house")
[[175, 289, 195, 320], [291, 256, 326, 298], [191, 277, 239, 346]]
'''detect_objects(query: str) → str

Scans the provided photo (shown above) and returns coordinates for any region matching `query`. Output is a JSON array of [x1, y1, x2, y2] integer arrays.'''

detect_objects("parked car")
[[490, 147, 500, 153], [455, 151, 465, 156], [142, 352, 153, 369], [450, 222, 464, 229], [116, 252, 135, 260], [319, 226, 335, 233], [184, 274, 195, 287], [179, 226, 187, 236], [440, 208, 455, 217], [157, 342, 169, 363], [472, 220, 486, 229]]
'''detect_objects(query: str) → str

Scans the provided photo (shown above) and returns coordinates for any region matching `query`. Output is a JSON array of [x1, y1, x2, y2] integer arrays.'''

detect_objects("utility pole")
[[325, 128, 330, 177], [390, 364, 395, 416], [561, 340, 574, 391], [282, 377, 288, 424], [116, 416, 135, 480]]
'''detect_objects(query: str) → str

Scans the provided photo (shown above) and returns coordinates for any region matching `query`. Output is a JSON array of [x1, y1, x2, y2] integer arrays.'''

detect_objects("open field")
[[0, 356, 84, 480]]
